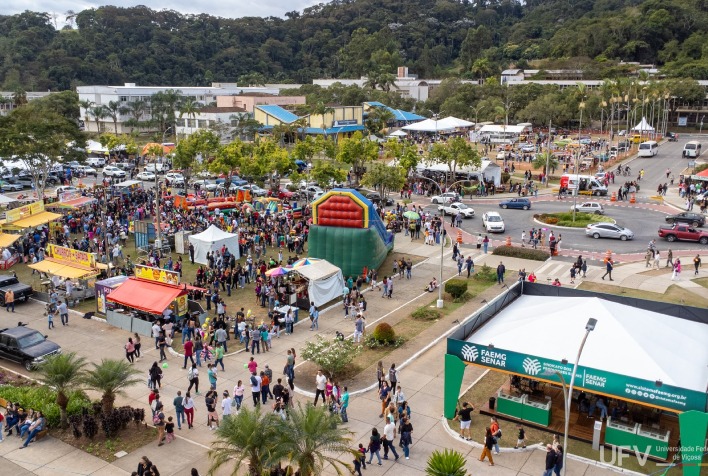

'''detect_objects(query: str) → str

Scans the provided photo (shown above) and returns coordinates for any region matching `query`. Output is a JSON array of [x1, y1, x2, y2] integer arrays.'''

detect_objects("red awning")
[[106, 278, 186, 314]]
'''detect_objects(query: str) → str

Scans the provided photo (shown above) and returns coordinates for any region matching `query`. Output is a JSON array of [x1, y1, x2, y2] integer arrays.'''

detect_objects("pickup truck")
[[658, 224, 708, 244], [438, 202, 475, 218], [0, 274, 33, 306], [0, 326, 62, 371]]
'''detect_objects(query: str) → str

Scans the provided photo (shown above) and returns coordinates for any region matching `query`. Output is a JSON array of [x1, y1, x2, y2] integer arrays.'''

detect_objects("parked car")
[[164, 172, 185, 186], [102, 165, 126, 178], [192, 179, 218, 191], [0, 274, 33, 305], [136, 171, 156, 181], [658, 224, 708, 244], [585, 223, 634, 240], [360, 190, 394, 206], [75, 165, 97, 177], [519, 143, 536, 153], [300, 185, 324, 198], [438, 202, 475, 218], [55, 185, 79, 197], [666, 132, 678, 142], [1, 178, 24, 191], [571, 202, 605, 215], [238, 184, 267, 197], [0, 326, 61, 371], [430, 192, 458, 205], [498, 198, 531, 210], [482, 212, 505, 233], [145, 162, 168, 174], [87, 157, 106, 167], [664, 212, 705, 228], [269, 187, 298, 200]]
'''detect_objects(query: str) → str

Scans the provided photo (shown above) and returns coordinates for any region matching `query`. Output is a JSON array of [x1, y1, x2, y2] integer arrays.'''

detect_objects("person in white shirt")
[[152, 322, 162, 349], [382, 420, 400, 461], [221, 391, 232, 419], [314, 370, 327, 407], [250, 372, 262, 407]]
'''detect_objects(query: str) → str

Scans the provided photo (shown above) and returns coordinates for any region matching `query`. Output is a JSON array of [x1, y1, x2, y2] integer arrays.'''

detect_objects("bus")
[[683, 141, 702, 158], [637, 141, 659, 157]]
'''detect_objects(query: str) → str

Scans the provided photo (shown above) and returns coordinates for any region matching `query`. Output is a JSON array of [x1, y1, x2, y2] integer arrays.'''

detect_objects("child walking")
[[515, 425, 526, 449], [165, 416, 175, 443]]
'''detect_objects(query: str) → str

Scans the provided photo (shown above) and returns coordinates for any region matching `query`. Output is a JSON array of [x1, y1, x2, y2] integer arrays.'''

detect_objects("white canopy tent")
[[414, 159, 502, 186], [86, 140, 109, 155], [388, 129, 408, 137], [401, 118, 456, 132], [632, 117, 655, 132], [0, 195, 18, 205], [293, 259, 344, 307], [437, 116, 475, 129], [188, 224, 240, 265], [466, 296, 708, 393]]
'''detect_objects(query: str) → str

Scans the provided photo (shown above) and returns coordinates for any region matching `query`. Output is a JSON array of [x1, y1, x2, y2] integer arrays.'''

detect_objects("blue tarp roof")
[[304, 125, 366, 135], [365, 102, 425, 122], [256, 105, 300, 124]]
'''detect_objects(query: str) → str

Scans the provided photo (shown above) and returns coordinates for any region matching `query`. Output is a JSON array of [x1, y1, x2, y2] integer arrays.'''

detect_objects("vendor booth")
[[105, 264, 190, 336], [29, 244, 101, 303], [0, 234, 21, 269], [444, 283, 708, 470], [291, 259, 345, 308], [1, 201, 61, 232], [47, 190, 97, 210], [95, 275, 129, 315], [188, 224, 240, 265]]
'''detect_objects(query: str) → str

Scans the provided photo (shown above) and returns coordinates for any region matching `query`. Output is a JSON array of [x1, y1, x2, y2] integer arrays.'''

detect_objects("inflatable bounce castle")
[[308, 189, 394, 277]]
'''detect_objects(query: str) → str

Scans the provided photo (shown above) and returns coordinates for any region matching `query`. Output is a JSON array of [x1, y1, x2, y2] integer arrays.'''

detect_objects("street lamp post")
[[414, 174, 445, 308], [562, 318, 597, 476], [572, 101, 585, 222]]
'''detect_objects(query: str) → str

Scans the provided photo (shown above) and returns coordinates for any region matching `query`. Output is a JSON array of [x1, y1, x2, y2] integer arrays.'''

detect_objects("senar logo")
[[461, 344, 479, 362], [522, 357, 542, 376]]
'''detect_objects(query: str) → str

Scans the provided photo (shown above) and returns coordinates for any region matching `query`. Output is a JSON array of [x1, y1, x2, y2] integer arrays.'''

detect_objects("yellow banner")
[[47, 244, 97, 268], [176, 294, 188, 315], [134, 264, 180, 285], [5, 201, 44, 224]]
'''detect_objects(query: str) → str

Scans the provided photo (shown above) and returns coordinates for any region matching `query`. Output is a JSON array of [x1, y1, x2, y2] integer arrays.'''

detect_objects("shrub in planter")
[[411, 307, 442, 321], [372, 322, 396, 343], [492, 245, 550, 261], [0, 385, 90, 428], [444, 279, 468, 299], [474, 264, 498, 283]]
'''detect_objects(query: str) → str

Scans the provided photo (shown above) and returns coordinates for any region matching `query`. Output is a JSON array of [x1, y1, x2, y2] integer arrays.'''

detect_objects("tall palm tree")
[[39, 352, 87, 428], [83, 359, 142, 415], [179, 97, 202, 137], [276, 403, 354, 476], [12, 88, 27, 107], [208, 406, 281, 476], [104, 100, 123, 133], [89, 105, 107, 134]]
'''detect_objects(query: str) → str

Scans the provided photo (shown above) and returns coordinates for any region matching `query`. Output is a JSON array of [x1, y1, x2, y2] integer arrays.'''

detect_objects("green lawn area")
[[536, 212, 614, 228], [578, 282, 708, 308]]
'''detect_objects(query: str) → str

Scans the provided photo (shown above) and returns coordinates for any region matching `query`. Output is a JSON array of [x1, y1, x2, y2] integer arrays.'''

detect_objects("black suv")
[[0, 274, 33, 306], [0, 326, 61, 370], [665, 212, 705, 228], [666, 132, 678, 142]]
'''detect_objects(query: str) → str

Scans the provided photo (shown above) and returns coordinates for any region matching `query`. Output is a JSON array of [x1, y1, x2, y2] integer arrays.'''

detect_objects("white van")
[[637, 141, 658, 157], [683, 141, 702, 158]]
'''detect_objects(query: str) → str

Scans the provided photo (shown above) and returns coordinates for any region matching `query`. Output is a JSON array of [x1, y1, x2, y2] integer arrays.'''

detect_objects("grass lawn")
[[536, 212, 614, 228], [695, 277, 708, 289], [451, 372, 686, 476], [577, 282, 708, 308]]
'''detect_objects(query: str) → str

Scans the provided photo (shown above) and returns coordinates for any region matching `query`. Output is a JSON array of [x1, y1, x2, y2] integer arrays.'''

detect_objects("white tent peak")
[[188, 224, 240, 264], [632, 117, 655, 132]]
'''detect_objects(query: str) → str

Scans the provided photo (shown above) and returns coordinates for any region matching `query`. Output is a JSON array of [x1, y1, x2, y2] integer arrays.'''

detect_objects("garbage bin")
[[293, 307, 299, 323], [489, 396, 496, 411]]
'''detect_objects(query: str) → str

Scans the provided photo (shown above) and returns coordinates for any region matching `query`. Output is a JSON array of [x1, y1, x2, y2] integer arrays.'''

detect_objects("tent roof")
[[401, 118, 456, 132], [388, 130, 408, 137], [479, 124, 527, 134], [437, 116, 474, 129], [632, 117, 655, 131], [467, 296, 708, 393], [189, 224, 237, 243], [294, 259, 341, 281], [0, 195, 17, 205], [106, 278, 186, 314]]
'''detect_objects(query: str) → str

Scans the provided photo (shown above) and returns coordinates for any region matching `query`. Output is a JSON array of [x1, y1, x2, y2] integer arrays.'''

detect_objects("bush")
[[372, 323, 396, 343], [444, 279, 468, 299], [301, 336, 363, 379], [536, 212, 613, 228], [474, 264, 498, 283], [492, 245, 550, 261], [0, 385, 91, 428], [364, 334, 405, 349], [501, 172, 511, 184], [411, 307, 442, 321]]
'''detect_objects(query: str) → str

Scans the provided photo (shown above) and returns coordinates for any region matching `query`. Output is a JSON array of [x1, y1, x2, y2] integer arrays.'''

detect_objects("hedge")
[[411, 307, 442, 321], [492, 246, 550, 261], [0, 385, 91, 428], [444, 279, 468, 299], [372, 323, 396, 343]]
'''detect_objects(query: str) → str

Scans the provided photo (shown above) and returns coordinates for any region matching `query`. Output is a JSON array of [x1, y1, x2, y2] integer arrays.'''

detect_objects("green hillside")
[[1, 0, 707, 91]]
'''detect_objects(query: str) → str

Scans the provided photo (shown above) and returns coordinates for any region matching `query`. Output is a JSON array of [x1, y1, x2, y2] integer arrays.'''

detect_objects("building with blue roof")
[[363, 101, 425, 126]]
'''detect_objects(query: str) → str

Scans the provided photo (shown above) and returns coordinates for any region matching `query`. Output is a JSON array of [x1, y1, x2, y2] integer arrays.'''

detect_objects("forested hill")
[[1, 0, 707, 91]]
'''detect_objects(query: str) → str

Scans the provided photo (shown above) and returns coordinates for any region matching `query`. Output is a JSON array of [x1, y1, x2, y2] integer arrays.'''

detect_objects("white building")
[[0, 91, 53, 116], [175, 106, 249, 142], [77, 83, 279, 133]]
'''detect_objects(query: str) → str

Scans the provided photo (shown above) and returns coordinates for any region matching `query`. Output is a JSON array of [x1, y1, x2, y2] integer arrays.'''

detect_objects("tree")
[[82, 359, 142, 415], [365, 107, 395, 136], [361, 163, 406, 198], [230, 116, 261, 142], [104, 100, 123, 133], [88, 105, 107, 133], [243, 139, 295, 189], [124, 100, 147, 131], [336, 131, 379, 185], [532, 152, 559, 175], [208, 406, 281, 476], [173, 129, 221, 185], [179, 97, 202, 137], [383, 139, 419, 171], [300, 336, 362, 379], [12, 88, 27, 107], [0, 100, 85, 199], [310, 160, 347, 188], [429, 137, 482, 179], [276, 403, 355, 476], [425, 449, 468, 476], [38, 352, 87, 429]]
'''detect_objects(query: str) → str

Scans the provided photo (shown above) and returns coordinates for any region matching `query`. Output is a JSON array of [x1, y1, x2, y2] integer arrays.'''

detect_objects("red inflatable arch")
[[315, 195, 364, 228]]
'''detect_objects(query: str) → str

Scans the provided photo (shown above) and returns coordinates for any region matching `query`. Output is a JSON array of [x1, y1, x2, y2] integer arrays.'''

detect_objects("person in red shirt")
[[183, 338, 195, 369], [528, 272, 537, 283], [148, 388, 159, 407], [551, 278, 561, 287]]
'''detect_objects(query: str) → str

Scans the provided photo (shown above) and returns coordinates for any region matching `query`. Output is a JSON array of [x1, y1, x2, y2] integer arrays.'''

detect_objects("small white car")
[[136, 171, 156, 181], [301, 185, 324, 198], [438, 202, 475, 218], [56, 185, 79, 196], [192, 179, 218, 191], [430, 192, 458, 205], [75, 165, 97, 176], [87, 157, 106, 167], [571, 202, 605, 215], [482, 211, 505, 233], [239, 184, 267, 197], [164, 172, 185, 186], [103, 165, 126, 178]]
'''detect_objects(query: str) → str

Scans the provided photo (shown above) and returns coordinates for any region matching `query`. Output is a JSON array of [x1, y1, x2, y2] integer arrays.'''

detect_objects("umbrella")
[[290, 258, 321, 268], [403, 211, 420, 220], [265, 266, 290, 277]]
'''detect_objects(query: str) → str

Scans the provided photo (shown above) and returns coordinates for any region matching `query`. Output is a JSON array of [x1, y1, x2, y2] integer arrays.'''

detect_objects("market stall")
[[95, 275, 129, 315], [290, 259, 345, 307], [0, 234, 21, 269], [1, 201, 61, 232], [105, 264, 189, 336], [28, 244, 102, 302], [46, 190, 97, 210], [188, 224, 240, 265]]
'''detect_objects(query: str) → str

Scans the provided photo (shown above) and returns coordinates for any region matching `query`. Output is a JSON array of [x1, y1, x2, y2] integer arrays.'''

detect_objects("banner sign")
[[333, 119, 358, 127], [47, 244, 97, 269], [447, 340, 707, 413], [134, 264, 180, 285], [176, 294, 188, 315], [5, 201, 44, 224], [59, 191, 83, 202]]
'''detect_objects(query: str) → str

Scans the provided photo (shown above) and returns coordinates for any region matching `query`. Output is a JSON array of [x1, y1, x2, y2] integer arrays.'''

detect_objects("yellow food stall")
[[29, 244, 101, 302], [1, 201, 62, 232]]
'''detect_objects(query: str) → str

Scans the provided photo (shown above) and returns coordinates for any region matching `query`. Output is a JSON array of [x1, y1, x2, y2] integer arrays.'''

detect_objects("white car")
[[482, 212, 505, 233], [87, 157, 106, 167], [438, 202, 475, 218], [103, 165, 126, 178], [75, 165, 97, 176], [136, 171, 156, 181], [300, 185, 324, 198], [56, 185, 79, 196], [431, 192, 458, 205], [192, 179, 218, 191], [239, 184, 267, 197], [571, 202, 605, 215], [519, 143, 536, 153], [145, 162, 169, 174], [164, 172, 185, 186]]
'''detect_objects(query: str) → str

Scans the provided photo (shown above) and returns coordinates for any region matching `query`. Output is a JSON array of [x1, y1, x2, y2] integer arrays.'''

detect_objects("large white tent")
[[188, 224, 240, 265], [632, 117, 655, 132], [293, 259, 344, 307], [436, 116, 475, 129], [466, 296, 708, 392], [401, 118, 456, 132]]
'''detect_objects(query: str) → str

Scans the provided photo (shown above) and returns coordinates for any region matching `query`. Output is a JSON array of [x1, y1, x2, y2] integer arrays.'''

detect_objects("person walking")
[[694, 254, 702, 275], [314, 370, 327, 406], [601, 258, 614, 281], [221, 390, 232, 420], [214, 343, 225, 371], [183, 338, 195, 369], [173, 391, 185, 430], [400, 415, 413, 460], [183, 392, 195, 429], [250, 371, 262, 407], [382, 418, 400, 461], [388, 363, 399, 390], [58, 300, 69, 326], [376, 361, 385, 390], [553, 445, 564, 476], [466, 256, 474, 277], [665, 249, 674, 269], [543, 444, 557, 476], [479, 427, 495, 466], [154, 408, 166, 446], [367, 428, 383, 466], [187, 363, 200, 395], [483, 235, 490, 254], [158, 331, 168, 362], [340, 386, 350, 423], [233, 380, 245, 411], [125, 338, 135, 364], [653, 250, 661, 269], [134, 333, 142, 359], [672, 258, 682, 280], [5, 289, 14, 312]]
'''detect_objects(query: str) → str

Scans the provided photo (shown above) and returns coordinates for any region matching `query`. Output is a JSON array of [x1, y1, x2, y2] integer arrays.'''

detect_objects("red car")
[[268, 187, 298, 200]]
